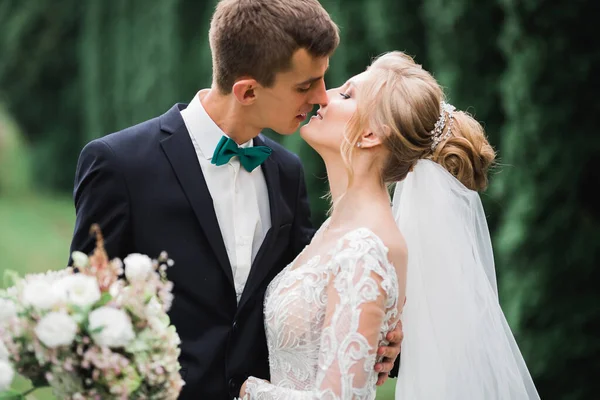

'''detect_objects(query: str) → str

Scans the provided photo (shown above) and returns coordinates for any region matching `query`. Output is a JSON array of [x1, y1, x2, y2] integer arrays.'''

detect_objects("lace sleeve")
[[242, 231, 399, 399]]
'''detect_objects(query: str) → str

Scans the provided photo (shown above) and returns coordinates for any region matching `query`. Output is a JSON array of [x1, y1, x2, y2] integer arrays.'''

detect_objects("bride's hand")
[[374, 320, 403, 386], [239, 380, 248, 399], [239, 378, 270, 398]]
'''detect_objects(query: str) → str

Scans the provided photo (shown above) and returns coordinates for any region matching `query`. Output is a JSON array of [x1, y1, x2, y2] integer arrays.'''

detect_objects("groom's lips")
[[296, 113, 307, 122]]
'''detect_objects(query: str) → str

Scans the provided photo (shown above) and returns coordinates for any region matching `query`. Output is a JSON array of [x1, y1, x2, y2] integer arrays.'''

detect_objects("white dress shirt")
[[180, 90, 271, 303]]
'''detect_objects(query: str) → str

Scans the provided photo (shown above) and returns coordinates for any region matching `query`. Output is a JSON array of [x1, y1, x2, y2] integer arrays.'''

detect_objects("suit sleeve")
[[389, 350, 400, 378], [69, 138, 132, 264]]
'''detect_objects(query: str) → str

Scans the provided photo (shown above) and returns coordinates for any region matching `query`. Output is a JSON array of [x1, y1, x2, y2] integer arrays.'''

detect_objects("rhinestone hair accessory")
[[430, 102, 456, 151]]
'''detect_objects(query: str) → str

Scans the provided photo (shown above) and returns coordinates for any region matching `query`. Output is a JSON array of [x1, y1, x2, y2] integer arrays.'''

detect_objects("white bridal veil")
[[393, 160, 540, 400]]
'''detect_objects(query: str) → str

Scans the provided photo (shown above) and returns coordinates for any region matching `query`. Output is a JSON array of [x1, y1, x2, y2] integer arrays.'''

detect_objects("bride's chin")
[[299, 125, 318, 148], [299, 123, 312, 138]]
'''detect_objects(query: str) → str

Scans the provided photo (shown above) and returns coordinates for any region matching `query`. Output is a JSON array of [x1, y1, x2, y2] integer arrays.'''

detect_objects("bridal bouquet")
[[0, 224, 185, 399]]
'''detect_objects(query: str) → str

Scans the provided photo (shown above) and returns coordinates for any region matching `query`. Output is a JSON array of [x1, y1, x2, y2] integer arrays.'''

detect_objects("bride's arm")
[[240, 247, 398, 400]]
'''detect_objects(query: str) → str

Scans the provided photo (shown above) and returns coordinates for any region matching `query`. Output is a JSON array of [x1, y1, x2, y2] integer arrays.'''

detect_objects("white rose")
[[0, 338, 9, 360], [123, 254, 153, 283], [88, 307, 135, 348], [0, 299, 17, 325], [145, 296, 163, 317], [71, 251, 90, 269], [0, 360, 14, 391], [58, 275, 101, 307], [22, 279, 65, 310], [34, 311, 78, 348], [148, 316, 168, 335], [109, 280, 124, 298]]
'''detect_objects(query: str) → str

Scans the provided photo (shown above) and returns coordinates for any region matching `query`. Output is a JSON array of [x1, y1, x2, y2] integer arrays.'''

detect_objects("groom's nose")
[[309, 79, 329, 107]]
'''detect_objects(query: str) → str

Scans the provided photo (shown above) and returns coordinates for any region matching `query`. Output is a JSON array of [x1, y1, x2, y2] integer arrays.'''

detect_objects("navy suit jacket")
[[70, 104, 315, 399]]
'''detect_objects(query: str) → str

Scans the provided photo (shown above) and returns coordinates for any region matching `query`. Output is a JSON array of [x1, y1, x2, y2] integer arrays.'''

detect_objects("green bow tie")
[[211, 136, 272, 172]]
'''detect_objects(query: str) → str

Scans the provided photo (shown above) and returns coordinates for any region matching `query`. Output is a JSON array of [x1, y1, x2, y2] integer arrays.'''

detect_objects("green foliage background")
[[0, 1, 597, 399]]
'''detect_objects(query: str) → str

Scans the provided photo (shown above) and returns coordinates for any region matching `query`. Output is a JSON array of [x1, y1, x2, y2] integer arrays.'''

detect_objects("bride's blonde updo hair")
[[343, 51, 495, 191]]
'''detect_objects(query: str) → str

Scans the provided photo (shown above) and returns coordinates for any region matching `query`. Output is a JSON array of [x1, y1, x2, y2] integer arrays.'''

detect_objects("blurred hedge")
[[0, 1, 598, 398]]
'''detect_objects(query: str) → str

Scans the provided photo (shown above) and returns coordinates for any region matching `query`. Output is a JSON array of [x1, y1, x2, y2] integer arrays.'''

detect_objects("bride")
[[239, 51, 539, 399]]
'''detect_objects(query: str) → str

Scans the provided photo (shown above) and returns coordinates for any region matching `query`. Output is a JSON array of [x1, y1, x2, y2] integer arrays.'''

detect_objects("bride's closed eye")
[[339, 92, 350, 99]]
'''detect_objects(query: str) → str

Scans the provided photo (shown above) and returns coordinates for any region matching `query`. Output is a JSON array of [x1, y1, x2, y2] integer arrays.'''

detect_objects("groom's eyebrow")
[[296, 77, 321, 86]]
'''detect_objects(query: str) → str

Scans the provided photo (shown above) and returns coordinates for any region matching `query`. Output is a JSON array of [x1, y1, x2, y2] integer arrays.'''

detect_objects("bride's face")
[[300, 71, 369, 154]]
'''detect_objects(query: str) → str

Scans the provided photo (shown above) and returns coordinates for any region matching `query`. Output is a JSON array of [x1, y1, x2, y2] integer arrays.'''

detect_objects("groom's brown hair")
[[209, 0, 339, 94]]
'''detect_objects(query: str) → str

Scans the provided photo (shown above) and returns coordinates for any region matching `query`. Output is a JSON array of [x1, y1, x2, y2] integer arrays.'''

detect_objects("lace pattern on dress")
[[241, 228, 399, 400]]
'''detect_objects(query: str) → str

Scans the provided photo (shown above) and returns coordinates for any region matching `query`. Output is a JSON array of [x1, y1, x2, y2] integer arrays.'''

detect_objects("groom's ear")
[[232, 78, 259, 105]]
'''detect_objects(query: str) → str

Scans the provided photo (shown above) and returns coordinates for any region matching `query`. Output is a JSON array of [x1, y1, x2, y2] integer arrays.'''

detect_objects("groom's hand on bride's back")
[[375, 320, 403, 386]]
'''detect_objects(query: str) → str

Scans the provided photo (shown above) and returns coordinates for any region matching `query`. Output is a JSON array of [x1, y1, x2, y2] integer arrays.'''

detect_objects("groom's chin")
[[271, 122, 301, 136], [276, 128, 297, 136]]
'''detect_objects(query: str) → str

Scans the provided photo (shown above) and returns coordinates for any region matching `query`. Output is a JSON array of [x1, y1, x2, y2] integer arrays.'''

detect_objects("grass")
[[0, 195, 74, 280], [0, 194, 74, 399], [0, 104, 32, 196], [377, 379, 396, 399], [0, 194, 396, 399]]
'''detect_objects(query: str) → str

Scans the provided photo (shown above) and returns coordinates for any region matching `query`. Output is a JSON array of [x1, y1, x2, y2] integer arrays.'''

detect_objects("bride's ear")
[[357, 126, 387, 149], [232, 78, 259, 105]]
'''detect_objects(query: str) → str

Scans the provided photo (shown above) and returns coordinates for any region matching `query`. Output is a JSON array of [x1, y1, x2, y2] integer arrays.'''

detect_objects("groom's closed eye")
[[296, 81, 318, 93], [295, 75, 325, 93]]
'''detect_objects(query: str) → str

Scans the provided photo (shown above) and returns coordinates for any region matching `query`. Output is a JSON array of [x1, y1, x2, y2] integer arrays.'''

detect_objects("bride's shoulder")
[[365, 221, 408, 272], [366, 223, 407, 301]]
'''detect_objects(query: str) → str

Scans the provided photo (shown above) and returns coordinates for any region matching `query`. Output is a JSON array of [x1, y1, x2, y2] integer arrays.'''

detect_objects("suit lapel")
[[237, 135, 282, 311], [159, 104, 234, 287]]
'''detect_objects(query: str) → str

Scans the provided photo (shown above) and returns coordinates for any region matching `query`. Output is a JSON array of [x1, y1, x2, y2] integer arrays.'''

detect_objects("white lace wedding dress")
[[242, 226, 400, 399]]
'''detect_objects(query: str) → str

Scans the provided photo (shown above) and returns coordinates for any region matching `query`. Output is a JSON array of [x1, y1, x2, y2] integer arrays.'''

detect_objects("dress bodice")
[[243, 227, 400, 399]]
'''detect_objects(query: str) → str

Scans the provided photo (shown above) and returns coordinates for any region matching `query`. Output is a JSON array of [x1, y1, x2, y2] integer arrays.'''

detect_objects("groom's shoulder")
[[100, 115, 163, 150], [82, 104, 182, 160]]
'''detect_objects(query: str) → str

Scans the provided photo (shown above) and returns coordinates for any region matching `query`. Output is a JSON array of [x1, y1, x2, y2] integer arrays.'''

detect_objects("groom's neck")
[[200, 88, 261, 145]]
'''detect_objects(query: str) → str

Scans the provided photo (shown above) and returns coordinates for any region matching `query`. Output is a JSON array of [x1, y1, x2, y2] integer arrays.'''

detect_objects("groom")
[[69, 0, 401, 398]]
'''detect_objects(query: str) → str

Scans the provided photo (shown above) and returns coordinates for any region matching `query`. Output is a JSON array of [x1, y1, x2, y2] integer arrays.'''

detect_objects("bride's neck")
[[325, 159, 390, 226]]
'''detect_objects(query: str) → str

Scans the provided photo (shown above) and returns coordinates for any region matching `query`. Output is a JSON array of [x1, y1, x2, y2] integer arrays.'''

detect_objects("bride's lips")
[[310, 111, 323, 120]]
